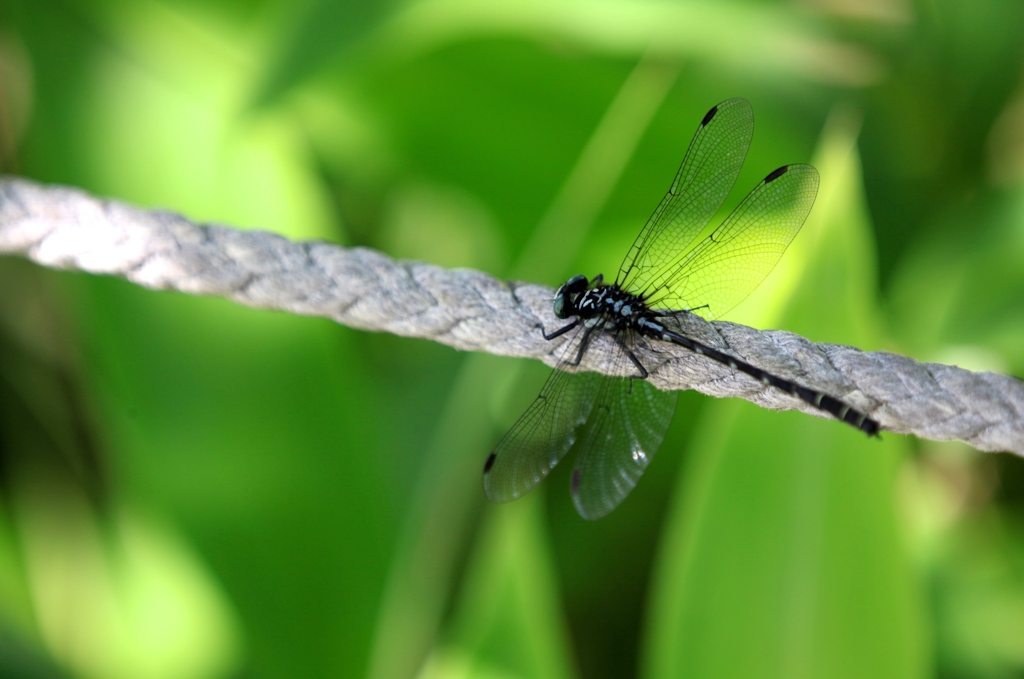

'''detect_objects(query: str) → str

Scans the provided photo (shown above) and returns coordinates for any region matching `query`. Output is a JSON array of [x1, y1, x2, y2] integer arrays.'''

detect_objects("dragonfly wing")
[[645, 163, 820, 318], [618, 98, 754, 297], [483, 364, 602, 504], [570, 374, 678, 520]]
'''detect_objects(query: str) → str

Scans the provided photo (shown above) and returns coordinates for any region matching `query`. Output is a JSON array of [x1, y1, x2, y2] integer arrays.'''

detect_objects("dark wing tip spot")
[[571, 468, 581, 495], [483, 452, 497, 474], [764, 166, 789, 183], [701, 104, 719, 127]]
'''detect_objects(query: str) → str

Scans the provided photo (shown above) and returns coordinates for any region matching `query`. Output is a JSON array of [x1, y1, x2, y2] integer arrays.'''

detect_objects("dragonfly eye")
[[553, 295, 568, 319], [565, 274, 589, 293], [553, 275, 589, 319]]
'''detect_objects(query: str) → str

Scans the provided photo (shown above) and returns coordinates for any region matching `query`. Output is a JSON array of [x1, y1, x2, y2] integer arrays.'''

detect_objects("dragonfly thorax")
[[553, 274, 650, 330]]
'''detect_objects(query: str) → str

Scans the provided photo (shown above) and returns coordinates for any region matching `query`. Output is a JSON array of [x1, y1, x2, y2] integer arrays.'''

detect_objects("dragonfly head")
[[553, 274, 590, 319]]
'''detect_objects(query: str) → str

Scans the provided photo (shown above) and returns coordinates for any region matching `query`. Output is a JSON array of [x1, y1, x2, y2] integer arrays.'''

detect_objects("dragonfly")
[[483, 98, 880, 520]]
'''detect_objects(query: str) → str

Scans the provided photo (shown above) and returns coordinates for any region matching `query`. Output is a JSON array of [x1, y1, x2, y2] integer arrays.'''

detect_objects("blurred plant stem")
[[365, 49, 679, 679]]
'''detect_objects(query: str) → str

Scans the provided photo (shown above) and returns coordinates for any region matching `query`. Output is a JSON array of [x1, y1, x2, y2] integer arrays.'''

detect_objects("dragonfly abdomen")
[[648, 325, 880, 436]]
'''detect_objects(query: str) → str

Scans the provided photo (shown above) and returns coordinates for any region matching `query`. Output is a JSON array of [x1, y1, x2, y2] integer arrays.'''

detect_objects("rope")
[[1, 176, 1021, 454]]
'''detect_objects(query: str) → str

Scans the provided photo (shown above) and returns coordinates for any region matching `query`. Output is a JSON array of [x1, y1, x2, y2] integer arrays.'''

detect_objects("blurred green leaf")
[[254, 0, 399, 107], [425, 500, 578, 679], [643, 106, 927, 679]]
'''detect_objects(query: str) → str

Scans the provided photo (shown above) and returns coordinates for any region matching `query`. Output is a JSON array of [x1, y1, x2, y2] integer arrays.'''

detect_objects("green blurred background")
[[1, 0, 1024, 677]]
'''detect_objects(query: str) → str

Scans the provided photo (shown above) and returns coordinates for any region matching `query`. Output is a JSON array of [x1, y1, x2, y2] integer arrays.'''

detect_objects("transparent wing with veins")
[[617, 97, 754, 298], [485, 322, 679, 519], [642, 164, 820, 319], [483, 328, 602, 504], [569, 331, 678, 519]]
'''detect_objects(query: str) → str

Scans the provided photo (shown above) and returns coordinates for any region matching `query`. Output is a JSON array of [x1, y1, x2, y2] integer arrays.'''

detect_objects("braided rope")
[[1, 176, 1021, 453]]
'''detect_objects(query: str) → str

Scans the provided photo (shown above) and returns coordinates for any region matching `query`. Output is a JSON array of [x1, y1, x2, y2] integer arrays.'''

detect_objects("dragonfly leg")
[[616, 335, 648, 379], [570, 327, 596, 367], [541, 318, 579, 340]]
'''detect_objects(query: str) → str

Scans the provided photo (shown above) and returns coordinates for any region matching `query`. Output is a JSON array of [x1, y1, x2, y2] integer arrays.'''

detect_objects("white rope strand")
[[1, 176, 1021, 454]]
